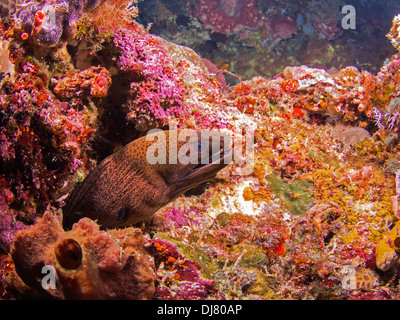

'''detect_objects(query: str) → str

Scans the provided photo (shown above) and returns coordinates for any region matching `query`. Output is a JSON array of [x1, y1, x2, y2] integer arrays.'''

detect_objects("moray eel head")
[[63, 130, 232, 229]]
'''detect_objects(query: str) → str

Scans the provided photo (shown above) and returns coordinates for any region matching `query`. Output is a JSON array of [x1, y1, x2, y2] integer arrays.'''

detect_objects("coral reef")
[[0, 179, 27, 253], [10, 0, 106, 46], [375, 220, 400, 271], [0, 49, 97, 249], [388, 14, 400, 53], [150, 238, 215, 299], [114, 26, 187, 127], [53, 66, 112, 99], [3, 0, 400, 301], [137, 0, 397, 80], [8, 211, 155, 299]]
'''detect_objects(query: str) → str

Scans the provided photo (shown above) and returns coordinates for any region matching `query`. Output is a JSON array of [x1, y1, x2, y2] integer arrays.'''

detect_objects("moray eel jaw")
[[165, 146, 232, 201], [146, 130, 232, 214], [63, 130, 232, 229]]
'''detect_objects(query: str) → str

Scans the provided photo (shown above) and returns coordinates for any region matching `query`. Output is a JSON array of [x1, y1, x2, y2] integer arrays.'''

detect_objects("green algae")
[[266, 172, 314, 215], [154, 232, 221, 279], [214, 212, 232, 228], [230, 243, 267, 268]]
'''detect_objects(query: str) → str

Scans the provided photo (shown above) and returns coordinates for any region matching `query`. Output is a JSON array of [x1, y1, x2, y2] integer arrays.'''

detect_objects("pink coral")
[[114, 26, 187, 126], [0, 179, 27, 253], [163, 208, 203, 228], [151, 238, 215, 300]]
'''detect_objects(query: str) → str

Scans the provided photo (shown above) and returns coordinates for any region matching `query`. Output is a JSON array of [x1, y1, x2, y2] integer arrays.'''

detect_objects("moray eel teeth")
[[63, 130, 232, 229]]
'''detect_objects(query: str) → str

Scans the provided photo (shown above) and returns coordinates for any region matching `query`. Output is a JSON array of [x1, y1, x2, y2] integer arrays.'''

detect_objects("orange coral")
[[281, 79, 299, 92], [234, 83, 251, 95], [82, 0, 139, 32]]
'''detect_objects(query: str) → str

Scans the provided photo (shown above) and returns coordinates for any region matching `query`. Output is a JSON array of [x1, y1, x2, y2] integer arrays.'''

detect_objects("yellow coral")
[[376, 221, 400, 271]]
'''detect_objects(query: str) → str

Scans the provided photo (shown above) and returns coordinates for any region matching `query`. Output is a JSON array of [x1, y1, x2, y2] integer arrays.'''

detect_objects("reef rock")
[[193, 0, 263, 35], [376, 220, 400, 272], [331, 124, 371, 146], [270, 16, 298, 39], [388, 14, 400, 53], [10, 212, 155, 299]]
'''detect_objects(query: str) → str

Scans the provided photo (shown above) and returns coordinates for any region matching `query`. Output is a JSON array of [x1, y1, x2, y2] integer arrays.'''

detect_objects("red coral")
[[1, 58, 96, 218], [282, 79, 299, 92], [54, 66, 112, 99]]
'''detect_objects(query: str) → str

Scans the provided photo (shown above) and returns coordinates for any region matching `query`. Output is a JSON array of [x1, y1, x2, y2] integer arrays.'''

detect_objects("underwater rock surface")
[[2, 1, 400, 300]]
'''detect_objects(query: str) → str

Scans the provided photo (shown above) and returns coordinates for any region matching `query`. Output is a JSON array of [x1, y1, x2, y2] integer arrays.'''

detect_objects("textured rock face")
[[10, 212, 155, 299]]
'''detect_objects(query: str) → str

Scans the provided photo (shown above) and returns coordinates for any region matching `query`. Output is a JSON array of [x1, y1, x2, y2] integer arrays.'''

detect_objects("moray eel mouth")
[[163, 133, 233, 201], [179, 147, 232, 182]]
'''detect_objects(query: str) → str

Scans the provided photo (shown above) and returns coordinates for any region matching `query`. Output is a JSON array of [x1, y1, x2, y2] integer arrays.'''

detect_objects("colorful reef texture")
[[3, 1, 400, 300]]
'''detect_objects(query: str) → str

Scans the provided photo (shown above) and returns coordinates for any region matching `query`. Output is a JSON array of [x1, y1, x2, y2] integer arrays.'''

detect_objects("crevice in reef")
[[88, 71, 140, 163], [65, 38, 143, 163]]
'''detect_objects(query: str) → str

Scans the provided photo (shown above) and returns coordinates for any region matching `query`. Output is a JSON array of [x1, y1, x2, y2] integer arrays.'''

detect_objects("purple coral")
[[0, 183, 27, 253], [15, 0, 105, 46], [163, 208, 204, 228]]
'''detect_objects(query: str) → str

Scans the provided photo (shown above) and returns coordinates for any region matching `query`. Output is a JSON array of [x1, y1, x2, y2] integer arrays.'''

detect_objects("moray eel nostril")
[[63, 130, 232, 229]]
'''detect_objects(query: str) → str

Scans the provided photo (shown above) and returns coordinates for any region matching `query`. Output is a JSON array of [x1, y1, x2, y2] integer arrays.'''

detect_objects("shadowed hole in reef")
[[88, 72, 141, 163], [184, 181, 212, 196], [66, 39, 144, 163], [55, 238, 83, 270], [324, 231, 335, 245]]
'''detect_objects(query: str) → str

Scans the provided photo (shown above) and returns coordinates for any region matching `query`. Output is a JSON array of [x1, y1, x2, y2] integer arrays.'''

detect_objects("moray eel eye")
[[55, 238, 83, 270], [62, 130, 233, 228]]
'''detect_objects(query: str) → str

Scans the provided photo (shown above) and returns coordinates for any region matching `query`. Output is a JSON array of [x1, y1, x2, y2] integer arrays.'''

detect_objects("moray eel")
[[63, 130, 232, 229]]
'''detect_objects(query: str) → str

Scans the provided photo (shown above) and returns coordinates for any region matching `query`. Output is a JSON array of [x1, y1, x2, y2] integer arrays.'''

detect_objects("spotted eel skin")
[[63, 130, 232, 228]]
